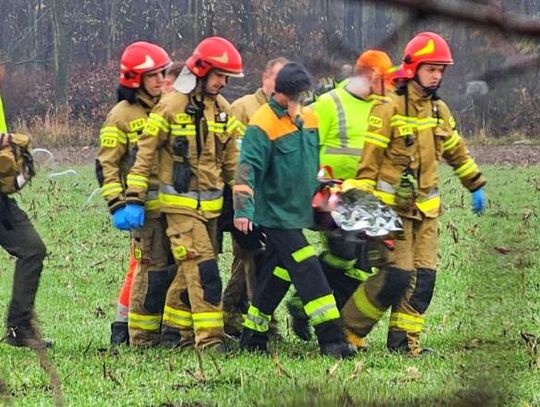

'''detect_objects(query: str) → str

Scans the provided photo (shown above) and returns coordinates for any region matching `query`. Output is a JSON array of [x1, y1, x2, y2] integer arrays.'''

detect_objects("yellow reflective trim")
[[291, 245, 316, 263], [398, 125, 414, 137], [128, 312, 161, 331], [454, 159, 478, 178], [365, 131, 390, 148], [448, 116, 457, 129], [375, 189, 395, 205], [200, 197, 223, 212], [416, 195, 441, 213], [148, 112, 170, 132], [443, 131, 461, 152], [158, 193, 223, 212], [192, 312, 224, 329], [389, 312, 424, 332], [175, 113, 193, 124], [243, 305, 271, 332], [344, 268, 373, 282], [353, 286, 385, 321], [101, 182, 123, 197], [413, 38, 435, 57], [237, 122, 247, 137], [163, 305, 193, 327], [368, 115, 383, 128], [127, 173, 149, 189], [129, 118, 146, 132], [144, 198, 160, 211], [321, 252, 355, 270], [272, 266, 291, 282], [126, 132, 138, 143], [172, 245, 188, 261], [133, 248, 142, 260], [304, 294, 339, 326]]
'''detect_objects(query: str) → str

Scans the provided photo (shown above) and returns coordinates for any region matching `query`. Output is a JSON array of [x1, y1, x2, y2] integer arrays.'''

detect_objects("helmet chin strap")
[[413, 76, 441, 100]]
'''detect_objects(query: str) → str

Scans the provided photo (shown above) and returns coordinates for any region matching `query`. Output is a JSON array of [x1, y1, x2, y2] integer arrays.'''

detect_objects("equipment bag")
[[0, 133, 35, 194]]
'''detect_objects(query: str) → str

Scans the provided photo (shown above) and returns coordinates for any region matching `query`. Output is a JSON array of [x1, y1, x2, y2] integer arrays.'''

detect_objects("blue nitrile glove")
[[124, 204, 145, 229], [471, 188, 485, 215], [112, 207, 130, 231]]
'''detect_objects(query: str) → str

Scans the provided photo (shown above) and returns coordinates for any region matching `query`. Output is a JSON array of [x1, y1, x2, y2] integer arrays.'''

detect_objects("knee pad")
[[143, 270, 173, 313], [409, 268, 436, 314], [375, 267, 411, 308], [198, 259, 222, 306]]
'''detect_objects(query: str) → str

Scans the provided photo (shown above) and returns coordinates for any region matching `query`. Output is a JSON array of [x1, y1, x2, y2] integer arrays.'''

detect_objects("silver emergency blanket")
[[331, 189, 403, 237]]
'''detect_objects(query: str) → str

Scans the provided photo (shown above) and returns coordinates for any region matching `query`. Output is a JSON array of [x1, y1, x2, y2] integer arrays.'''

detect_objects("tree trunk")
[[51, 0, 69, 108]]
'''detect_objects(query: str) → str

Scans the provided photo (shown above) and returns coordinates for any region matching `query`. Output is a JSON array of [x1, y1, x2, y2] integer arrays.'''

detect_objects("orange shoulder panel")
[[300, 107, 318, 130], [249, 104, 298, 141]]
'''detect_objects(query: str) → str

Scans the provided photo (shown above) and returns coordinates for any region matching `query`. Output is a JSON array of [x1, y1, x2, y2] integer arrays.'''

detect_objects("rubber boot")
[[239, 329, 268, 353], [5, 325, 53, 349], [110, 321, 129, 346], [286, 294, 312, 341]]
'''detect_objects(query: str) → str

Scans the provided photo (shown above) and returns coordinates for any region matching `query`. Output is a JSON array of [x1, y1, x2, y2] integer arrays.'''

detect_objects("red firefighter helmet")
[[401, 32, 453, 79], [120, 41, 172, 88], [186, 36, 244, 78]]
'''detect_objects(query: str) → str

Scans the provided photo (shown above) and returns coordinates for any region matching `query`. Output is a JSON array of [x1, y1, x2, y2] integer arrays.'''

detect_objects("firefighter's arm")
[[96, 116, 129, 214], [222, 112, 240, 187], [440, 104, 486, 192], [233, 125, 270, 222], [347, 104, 392, 190], [231, 101, 248, 139], [125, 108, 169, 205]]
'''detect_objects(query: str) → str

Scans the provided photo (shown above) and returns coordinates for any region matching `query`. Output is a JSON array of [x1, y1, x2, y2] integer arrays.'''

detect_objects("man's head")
[[348, 50, 393, 97], [261, 57, 288, 96], [119, 41, 171, 92], [273, 62, 312, 115], [175, 36, 243, 95], [401, 32, 453, 93]]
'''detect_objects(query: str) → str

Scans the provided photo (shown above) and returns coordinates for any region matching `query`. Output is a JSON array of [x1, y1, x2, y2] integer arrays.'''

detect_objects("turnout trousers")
[[128, 215, 176, 346], [0, 196, 47, 331], [342, 217, 438, 354], [244, 228, 344, 346], [161, 213, 224, 348]]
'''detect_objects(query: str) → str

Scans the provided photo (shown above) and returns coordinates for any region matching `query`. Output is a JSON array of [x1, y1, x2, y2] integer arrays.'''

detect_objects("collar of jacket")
[[254, 88, 269, 105], [407, 81, 432, 102], [136, 90, 159, 111], [268, 96, 288, 118]]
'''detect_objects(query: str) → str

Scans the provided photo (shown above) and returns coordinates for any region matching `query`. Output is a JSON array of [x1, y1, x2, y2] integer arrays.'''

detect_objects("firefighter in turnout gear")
[[95, 41, 173, 346], [287, 50, 396, 344], [125, 37, 243, 351], [342, 32, 486, 356], [234, 62, 356, 359], [222, 56, 288, 338]]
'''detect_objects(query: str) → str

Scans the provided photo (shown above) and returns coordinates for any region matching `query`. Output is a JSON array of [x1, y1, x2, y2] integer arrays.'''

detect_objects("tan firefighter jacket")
[[96, 91, 160, 215], [357, 82, 486, 219], [231, 88, 268, 136], [125, 88, 239, 220]]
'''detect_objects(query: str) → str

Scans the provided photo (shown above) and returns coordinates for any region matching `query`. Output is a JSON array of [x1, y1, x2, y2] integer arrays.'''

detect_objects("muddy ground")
[[40, 144, 540, 167]]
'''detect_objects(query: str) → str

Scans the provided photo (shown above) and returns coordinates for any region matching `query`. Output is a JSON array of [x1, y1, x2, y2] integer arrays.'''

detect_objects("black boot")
[[286, 294, 312, 341], [320, 341, 357, 359], [5, 325, 53, 349], [239, 330, 268, 353], [110, 321, 129, 346]]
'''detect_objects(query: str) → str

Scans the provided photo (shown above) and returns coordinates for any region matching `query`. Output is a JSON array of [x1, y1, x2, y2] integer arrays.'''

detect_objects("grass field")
[[0, 164, 539, 406]]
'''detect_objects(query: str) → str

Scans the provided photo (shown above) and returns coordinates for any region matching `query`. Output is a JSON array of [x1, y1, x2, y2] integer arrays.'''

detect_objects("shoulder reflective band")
[[328, 90, 348, 149]]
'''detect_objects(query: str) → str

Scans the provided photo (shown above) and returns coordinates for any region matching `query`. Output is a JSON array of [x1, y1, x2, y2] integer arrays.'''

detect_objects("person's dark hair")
[[166, 61, 184, 81], [117, 85, 138, 104]]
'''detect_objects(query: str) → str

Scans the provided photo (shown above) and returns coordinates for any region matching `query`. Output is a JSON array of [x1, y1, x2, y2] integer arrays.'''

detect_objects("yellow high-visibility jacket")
[[358, 82, 486, 219]]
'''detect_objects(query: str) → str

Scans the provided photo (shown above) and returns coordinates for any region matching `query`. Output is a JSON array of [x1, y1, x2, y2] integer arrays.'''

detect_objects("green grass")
[[1, 164, 539, 406]]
